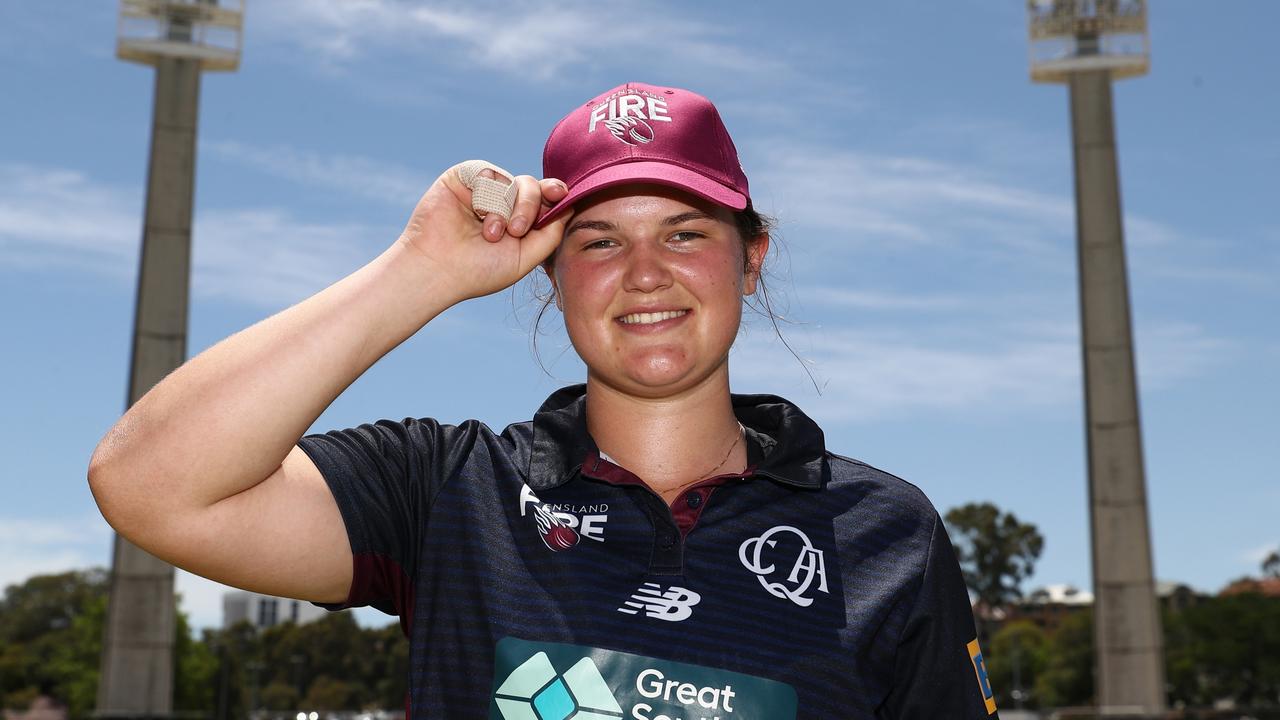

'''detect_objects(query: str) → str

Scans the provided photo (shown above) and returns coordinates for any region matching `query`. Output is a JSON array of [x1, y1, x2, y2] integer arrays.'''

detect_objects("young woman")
[[89, 82, 999, 719]]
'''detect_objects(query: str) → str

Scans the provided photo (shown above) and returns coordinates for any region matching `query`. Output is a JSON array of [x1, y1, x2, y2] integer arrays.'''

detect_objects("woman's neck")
[[584, 371, 747, 504]]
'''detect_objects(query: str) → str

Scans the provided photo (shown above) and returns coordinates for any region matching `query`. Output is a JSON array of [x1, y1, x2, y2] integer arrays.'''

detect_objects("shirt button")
[[686, 493, 703, 509], [659, 533, 676, 549]]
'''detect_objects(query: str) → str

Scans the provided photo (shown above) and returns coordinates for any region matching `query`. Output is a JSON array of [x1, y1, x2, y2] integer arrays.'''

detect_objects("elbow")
[[87, 439, 125, 530], [87, 424, 151, 535]]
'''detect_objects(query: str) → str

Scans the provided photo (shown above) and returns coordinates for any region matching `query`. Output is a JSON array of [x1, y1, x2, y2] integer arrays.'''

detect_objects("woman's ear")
[[541, 259, 564, 310], [743, 233, 770, 296]]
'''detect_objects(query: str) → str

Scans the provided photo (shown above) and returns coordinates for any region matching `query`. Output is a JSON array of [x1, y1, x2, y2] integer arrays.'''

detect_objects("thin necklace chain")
[[664, 422, 745, 498]]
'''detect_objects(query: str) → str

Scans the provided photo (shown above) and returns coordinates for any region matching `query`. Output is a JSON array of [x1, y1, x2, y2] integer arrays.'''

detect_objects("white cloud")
[[753, 143, 1076, 255], [192, 209, 378, 308], [205, 140, 426, 206], [732, 318, 1229, 422], [1243, 542, 1279, 565], [749, 141, 1200, 272], [252, 0, 787, 81], [0, 164, 379, 309], [806, 287, 969, 312], [0, 164, 139, 277], [0, 514, 113, 592]]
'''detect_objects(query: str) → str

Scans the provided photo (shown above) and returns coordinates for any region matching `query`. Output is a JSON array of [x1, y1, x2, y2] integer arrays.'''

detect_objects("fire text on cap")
[[588, 89, 672, 146]]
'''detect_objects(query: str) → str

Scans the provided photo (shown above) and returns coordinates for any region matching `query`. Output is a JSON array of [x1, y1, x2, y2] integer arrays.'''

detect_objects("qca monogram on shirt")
[[738, 525, 830, 608]]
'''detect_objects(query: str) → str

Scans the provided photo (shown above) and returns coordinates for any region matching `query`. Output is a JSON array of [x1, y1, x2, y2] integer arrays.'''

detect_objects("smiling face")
[[546, 184, 768, 399]]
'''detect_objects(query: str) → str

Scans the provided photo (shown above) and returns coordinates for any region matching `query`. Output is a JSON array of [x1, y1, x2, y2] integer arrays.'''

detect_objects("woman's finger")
[[505, 175, 545, 237], [450, 160, 517, 242], [539, 177, 569, 206]]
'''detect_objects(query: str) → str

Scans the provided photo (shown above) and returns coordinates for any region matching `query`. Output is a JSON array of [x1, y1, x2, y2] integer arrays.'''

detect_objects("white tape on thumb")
[[455, 160, 518, 221]]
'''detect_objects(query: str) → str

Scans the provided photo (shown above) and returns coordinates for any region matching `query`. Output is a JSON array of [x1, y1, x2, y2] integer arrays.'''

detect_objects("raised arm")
[[87, 164, 569, 603]]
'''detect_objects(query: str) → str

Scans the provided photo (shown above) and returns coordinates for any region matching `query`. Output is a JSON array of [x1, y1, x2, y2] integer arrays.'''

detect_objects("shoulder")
[[821, 452, 943, 548], [826, 453, 938, 513], [300, 416, 526, 483], [304, 415, 503, 453]]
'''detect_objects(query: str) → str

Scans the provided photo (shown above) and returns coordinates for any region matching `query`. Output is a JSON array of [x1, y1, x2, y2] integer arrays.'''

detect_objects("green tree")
[[1035, 609, 1094, 708], [0, 569, 107, 716], [0, 569, 220, 718], [0, 569, 107, 646], [1263, 548, 1280, 579], [986, 620, 1048, 709], [174, 602, 218, 712], [205, 620, 265, 717], [944, 502, 1044, 608], [42, 593, 106, 716], [1164, 592, 1280, 706], [366, 623, 409, 708], [303, 676, 358, 710], [0, 571, 410, 715], [260, 681, 299, 710]]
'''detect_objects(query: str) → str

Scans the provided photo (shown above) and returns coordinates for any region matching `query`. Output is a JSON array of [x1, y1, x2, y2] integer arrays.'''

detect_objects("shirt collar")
[[527, 384, 828, 491]]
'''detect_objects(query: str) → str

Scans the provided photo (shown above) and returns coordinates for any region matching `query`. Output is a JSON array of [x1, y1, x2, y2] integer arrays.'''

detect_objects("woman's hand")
[[398, 161, 571, 303]]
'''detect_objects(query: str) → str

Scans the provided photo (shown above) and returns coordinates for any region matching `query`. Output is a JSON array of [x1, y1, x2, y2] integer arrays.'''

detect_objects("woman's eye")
[[584, 239, 615, 250], [670, 231, 703, 243]]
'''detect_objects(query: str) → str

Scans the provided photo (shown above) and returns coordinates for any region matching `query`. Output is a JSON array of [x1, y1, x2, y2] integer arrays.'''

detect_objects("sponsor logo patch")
[[617, 582, 701, 623], [519, 484, 611, 551], [491, 637, 798, 720], [738, 525, 830, 607], [968, 638, 998, 715]]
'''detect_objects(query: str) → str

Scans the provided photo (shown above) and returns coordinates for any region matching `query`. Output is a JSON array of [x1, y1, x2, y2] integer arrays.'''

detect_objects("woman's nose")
[[622, 243, 673, 293]]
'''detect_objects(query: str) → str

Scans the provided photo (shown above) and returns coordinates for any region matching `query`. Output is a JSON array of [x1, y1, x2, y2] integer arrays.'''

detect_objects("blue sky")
[[1, 1, 1276, 631]]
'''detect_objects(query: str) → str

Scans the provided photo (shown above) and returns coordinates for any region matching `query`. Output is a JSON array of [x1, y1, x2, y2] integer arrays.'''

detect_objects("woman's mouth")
[[617, 309, 690, 325]]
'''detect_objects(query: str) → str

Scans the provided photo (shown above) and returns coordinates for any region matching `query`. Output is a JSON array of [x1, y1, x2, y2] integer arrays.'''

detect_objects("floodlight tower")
[[1028, 1, 1165, 714], [98, 2, 242, 716]]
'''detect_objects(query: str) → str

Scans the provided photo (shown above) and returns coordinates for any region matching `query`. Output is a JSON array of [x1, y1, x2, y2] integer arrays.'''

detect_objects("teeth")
[[620, 310, 688, 325]]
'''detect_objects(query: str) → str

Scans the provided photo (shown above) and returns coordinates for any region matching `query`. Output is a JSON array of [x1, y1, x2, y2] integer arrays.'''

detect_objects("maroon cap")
[[534, 82, 750, 228]]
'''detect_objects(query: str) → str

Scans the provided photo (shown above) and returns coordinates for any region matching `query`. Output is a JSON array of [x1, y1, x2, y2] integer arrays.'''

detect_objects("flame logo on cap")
[[604, 116, 655, 146]]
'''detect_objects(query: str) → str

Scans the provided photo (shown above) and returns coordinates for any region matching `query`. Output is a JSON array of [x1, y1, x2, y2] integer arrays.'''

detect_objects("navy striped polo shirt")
[[299, 384, 998, 719]]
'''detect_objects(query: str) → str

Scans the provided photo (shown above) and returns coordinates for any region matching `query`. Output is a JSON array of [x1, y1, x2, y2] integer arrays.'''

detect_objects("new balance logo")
[[617, 582, 701, 622]]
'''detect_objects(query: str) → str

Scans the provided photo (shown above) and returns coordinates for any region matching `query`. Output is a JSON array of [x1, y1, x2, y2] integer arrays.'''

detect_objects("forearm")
[[88, 239, 457, 524]]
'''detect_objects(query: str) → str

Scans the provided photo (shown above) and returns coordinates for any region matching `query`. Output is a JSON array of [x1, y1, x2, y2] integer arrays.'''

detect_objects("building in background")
[[1003, 581, 1206, 635], [223, 591, 327, 630], [1219, 577, 1280, 599]]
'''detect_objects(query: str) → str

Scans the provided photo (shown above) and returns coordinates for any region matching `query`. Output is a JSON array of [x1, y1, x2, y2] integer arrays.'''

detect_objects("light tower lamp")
[[1029, 0, 1148, 82], [118, 0, 244, 71]]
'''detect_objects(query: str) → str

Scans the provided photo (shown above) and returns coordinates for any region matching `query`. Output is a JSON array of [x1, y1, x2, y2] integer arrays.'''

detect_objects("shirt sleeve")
[[880, 514, 1000, 719], [297, 417, 483, 625]]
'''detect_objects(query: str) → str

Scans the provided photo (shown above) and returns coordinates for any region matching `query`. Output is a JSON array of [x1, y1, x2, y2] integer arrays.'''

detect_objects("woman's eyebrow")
[[662, 211, 717, 226], [565, 219, 617, 236]]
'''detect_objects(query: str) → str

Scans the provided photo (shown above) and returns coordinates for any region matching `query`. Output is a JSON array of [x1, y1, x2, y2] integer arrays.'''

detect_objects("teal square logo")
[[532, 678, 575, 720]]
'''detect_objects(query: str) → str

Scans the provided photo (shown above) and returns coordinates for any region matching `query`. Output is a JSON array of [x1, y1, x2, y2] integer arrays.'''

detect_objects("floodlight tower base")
[[1068, 69, 1167, 715]]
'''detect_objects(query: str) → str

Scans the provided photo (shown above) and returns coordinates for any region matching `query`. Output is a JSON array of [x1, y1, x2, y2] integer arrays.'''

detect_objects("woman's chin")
[[594, 358, 728, 398]]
